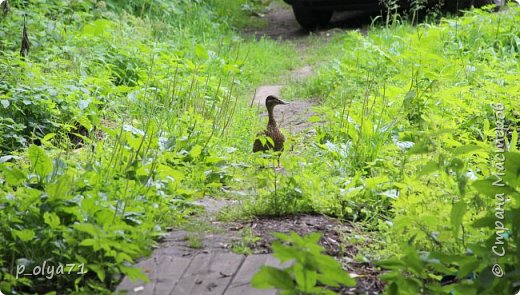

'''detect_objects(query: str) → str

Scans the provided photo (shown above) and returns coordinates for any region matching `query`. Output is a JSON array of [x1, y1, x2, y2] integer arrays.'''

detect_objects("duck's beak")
[[279, 100, 288, 105]]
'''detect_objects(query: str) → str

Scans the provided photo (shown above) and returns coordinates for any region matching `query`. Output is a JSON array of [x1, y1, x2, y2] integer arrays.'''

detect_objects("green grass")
[[185, 235, 204, 249], [208, 0, 270, 29]]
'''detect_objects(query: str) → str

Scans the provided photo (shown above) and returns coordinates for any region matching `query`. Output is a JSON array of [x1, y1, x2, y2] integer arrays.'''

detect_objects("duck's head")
[[265, 95, 287, 108]]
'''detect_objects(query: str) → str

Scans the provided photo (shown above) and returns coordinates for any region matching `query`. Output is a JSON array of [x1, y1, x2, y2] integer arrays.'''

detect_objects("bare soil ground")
[[245, 215, 384, 294], [251, 83, 318, 134]]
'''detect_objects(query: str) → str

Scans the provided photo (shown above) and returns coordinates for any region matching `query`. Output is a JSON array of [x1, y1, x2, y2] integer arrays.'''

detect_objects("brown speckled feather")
[[253, 96, 286, 153], [253, 123, 285, 152]]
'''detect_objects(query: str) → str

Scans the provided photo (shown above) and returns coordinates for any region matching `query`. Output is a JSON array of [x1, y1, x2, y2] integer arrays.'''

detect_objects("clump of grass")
[[185, 235, 205, 249]]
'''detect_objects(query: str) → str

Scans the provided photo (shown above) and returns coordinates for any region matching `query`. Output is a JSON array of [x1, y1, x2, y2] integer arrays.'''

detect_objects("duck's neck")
[[267, 106, 276, 127]]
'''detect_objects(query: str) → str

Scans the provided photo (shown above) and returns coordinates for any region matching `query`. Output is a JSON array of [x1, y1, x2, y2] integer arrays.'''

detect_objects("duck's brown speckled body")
[[253, 95, 287, 153]]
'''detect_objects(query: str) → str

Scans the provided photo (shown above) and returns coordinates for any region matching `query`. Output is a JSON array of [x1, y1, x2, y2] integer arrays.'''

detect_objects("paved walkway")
[[116, 252, 279, 295], [116, 197, 281, 295]]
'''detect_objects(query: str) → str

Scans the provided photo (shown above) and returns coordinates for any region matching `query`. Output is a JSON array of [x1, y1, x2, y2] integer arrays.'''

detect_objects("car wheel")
[[292, 6, 333, 30]]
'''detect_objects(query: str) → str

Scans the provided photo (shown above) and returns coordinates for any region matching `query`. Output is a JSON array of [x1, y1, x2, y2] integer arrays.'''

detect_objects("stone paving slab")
[[225, 255, 283, 295], [116, 253, 278, 295]]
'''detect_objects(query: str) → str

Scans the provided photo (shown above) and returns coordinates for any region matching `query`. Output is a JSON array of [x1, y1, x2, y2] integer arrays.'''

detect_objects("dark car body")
[[285, 0, 383, 11], [283, 0, 494, 29]]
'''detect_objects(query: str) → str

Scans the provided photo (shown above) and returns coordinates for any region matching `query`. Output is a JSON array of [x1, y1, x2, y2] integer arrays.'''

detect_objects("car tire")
[[292, 6, 333, 30]]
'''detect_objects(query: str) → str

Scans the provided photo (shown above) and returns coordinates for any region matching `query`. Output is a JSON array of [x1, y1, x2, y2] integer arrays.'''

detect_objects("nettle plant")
[[252, 232, 355, 295], [380, 150, 520, 295], [0, 114, 234, 293], [0, 0, 240, 154]]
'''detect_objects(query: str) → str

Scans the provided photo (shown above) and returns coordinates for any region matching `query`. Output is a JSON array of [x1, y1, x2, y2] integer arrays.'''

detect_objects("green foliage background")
[[285, 5, 520, 294]]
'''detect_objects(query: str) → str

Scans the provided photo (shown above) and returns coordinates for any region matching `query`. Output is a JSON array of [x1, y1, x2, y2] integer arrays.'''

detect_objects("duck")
[[253, 95, 287, 164]]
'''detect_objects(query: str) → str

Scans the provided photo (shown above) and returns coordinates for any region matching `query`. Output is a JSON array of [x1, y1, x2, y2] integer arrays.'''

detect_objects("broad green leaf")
[[258, 136, 267, 146], [77, 116, 93, 131], [271, 242, 302, 263], [46, 173, 72, 199], [80, 238, 101, 250], [402, 249, 424, 276], [451, 283, 479, 295], [195, 44, 209, 60], [483, 119, 490, 136], [504, 152, 520, 188], [472, 178, 519, 197], [120, 265, 150, 283], [266, 137, 275, 147], [12, 229, 35, 242], [251, 266, 294, 290], [43, 212, 61, 229], [157, 165, 184, 182], [82, 19, 114, 38], [378, 258, 406, 269], [293, 264, 317, 292], [451, 201, 466, 238], [457, 259, 480, 279], [222, 64, 240, 74], [452, 145, 484, 155], [407, 140, 432, 155], [28, 145, 53, 179], [510, 130, 518, 152], [88, 264, 106, 282], [0, 164, 26, 186], [40, 133, 56, 146], [190, 144, 203, 158], [308, 116, 321, 123], [392, 216, 414, 230], [316, 270, 356, 288], [316, 256, 356, 287], [116, 252, 133, 264], [472, 216, 495, 228], [74, 223, 98, 237]]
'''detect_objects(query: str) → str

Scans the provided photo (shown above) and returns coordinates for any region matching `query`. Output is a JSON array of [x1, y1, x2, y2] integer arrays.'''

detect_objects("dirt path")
[[247, 1, 375, 134], [243, 1, 373, 40], [251, 67, 317, 134], [117, 3, 383, 295]]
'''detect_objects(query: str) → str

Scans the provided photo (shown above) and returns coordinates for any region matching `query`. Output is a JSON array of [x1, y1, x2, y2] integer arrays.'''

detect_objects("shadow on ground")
[[243, 2, 377, 40]]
